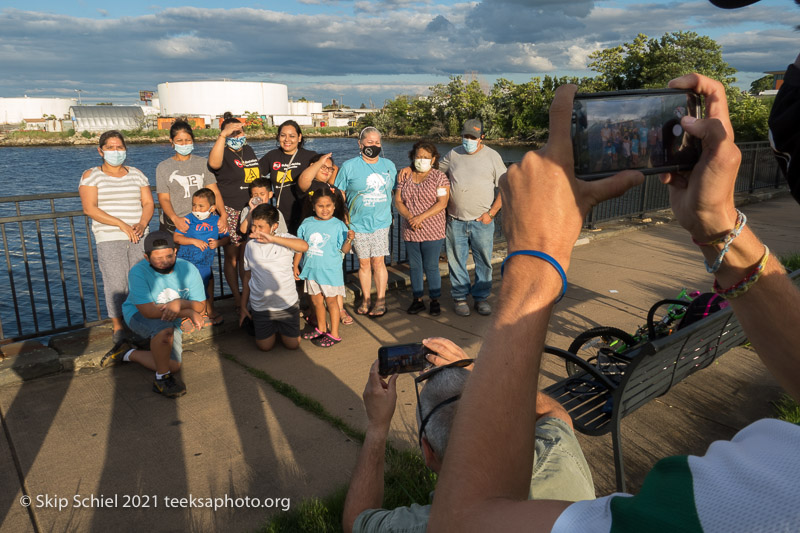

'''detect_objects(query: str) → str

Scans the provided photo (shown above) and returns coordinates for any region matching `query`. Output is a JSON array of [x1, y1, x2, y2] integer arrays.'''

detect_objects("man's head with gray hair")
[[416, 366, 470, 462]]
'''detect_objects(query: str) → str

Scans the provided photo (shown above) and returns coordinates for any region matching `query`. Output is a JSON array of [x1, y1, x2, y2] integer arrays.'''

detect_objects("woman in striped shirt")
[[79, 130, 154, 344], [395, 141, 450, 316]]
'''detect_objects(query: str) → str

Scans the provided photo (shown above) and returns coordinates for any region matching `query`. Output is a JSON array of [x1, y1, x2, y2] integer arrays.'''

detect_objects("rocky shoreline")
[[0, 131, 541, 148]]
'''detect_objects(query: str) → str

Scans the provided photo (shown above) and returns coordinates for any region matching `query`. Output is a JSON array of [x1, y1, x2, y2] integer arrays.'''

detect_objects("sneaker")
[[475, 300, 492, 316], [429, 299, 441, 316], [99, 341, 133, 369], [407, 299, 426, 315], [453, 300, 471, 317], [152, 373, 187, 398]]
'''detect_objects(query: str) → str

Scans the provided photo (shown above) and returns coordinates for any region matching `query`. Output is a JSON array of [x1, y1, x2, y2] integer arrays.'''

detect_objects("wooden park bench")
[[542, 298, 748, 493]]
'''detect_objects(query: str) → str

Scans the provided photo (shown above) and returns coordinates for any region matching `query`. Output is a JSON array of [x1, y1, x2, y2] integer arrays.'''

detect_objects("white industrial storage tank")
[[288, 100, 323, 115], [0, 97, 77, 125], [157, 81, 289, 117]]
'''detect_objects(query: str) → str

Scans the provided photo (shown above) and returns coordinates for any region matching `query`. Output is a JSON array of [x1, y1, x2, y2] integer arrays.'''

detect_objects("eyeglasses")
[[320, 165, 334, 172], [414, 358, 475, 448]]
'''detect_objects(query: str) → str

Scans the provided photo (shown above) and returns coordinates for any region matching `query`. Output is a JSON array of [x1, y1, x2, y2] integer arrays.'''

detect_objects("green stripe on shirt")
[[610, 455, 703, 533]]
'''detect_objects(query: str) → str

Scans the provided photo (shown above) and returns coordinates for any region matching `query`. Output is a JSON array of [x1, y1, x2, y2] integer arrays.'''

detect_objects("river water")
[[0, 138, 531, 340]]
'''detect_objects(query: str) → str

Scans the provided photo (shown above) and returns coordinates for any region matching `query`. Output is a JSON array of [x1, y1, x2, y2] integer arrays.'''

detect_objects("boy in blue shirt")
[[100, 231, 206, 398], [173, 188, 229, 324]]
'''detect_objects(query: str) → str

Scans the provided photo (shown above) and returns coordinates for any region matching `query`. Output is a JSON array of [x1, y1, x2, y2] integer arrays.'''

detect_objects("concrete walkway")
[[1, 194, 798, 532]]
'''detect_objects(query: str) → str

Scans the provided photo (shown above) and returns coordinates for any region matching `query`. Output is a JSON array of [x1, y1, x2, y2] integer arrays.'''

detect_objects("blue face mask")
[[462, 138, 479, 154], [226, 136, 246, 151], [174, 143, 194, 156], [103, 150, 126, 166]]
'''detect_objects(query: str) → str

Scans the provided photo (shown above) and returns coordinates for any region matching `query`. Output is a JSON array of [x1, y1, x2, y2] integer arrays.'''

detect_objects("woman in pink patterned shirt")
[[395, 141, 450, 316]]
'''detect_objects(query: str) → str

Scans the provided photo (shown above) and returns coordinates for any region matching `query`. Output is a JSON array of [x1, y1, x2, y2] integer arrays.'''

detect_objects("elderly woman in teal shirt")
[[334, 127, 397, 317]]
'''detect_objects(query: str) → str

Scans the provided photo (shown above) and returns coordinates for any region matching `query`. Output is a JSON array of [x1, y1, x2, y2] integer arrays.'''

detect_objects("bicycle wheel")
[[566, 326, 637, 377]]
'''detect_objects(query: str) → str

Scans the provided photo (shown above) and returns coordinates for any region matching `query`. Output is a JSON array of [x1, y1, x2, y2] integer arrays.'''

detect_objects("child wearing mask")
[[173, 187, 229, 324]]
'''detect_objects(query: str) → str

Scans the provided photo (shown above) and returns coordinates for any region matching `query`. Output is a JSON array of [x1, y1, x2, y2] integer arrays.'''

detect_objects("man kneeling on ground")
[[341, 337, 595, 533], [100, 231, 206, 398]]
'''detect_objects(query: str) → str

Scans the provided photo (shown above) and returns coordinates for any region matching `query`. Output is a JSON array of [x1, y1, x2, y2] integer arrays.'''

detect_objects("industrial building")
[[70, 106, 145, 132], [0, 97, 76, 125]]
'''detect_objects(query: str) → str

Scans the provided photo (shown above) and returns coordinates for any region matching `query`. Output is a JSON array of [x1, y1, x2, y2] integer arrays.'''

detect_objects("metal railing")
[[0, 189, 410, 343], [0, 141, 784, 343], [584, 141, 782, 227]]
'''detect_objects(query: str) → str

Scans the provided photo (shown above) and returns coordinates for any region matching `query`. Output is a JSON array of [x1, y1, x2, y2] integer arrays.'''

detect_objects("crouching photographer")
[[342, 337, 595, 533]]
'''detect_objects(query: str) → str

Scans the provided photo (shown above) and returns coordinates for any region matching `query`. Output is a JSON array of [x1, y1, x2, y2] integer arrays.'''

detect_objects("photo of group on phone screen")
[[573, 92, 701, 179]]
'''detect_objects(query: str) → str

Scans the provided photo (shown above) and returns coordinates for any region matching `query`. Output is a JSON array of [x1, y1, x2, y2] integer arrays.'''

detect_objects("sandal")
[[313, 332, 342, 348], [302, 327, 325, 340], [340, 308, 354, 325], [356, 300, 371, 315], [304, 313, 318, 327], [180, 317, 202, 333], [368, 300, 387, 318]]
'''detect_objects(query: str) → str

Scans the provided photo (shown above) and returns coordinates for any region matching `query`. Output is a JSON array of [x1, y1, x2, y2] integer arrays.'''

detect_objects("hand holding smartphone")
[[572, 89, 703, 181], [378, 343, 433, 376]]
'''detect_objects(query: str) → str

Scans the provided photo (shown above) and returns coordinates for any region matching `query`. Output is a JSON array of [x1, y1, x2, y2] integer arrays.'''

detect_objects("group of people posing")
[[597, 118, 664, 171], [80, 115, 505, 397]]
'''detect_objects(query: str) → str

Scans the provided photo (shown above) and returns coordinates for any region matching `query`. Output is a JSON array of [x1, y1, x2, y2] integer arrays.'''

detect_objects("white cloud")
[[0, 1, 796, 103]]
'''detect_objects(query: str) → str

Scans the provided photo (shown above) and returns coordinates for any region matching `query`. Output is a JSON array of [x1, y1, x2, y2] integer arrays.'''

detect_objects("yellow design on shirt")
[[276, 170, 293, 184], [244, 167, 260, 183]]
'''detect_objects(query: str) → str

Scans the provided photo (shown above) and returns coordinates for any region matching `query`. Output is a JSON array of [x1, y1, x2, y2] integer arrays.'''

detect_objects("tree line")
[[358, 31, 774, 143]]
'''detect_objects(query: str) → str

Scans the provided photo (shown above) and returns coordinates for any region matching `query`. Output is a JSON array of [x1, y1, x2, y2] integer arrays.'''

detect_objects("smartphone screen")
[[378, 343, 431, 376], [572, 89, 702, 181]]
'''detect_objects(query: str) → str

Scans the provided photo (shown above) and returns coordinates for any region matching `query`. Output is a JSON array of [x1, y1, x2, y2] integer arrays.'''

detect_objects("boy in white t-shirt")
[[240, 204, 309, 352]]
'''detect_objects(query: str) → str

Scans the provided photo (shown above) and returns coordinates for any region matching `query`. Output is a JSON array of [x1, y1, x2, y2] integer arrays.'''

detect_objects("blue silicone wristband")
[[500, 250, 567, 303]]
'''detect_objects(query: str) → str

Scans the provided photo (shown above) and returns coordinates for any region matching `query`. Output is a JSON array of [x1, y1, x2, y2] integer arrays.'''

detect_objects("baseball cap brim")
[[708, 0, 761, 8]]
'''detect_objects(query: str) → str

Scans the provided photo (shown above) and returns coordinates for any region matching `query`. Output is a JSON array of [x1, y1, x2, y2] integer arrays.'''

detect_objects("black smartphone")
[[572, 89, 703, 181], [378, 343, 432, 376]]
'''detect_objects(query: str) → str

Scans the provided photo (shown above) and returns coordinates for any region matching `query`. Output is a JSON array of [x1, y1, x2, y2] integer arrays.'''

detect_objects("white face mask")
[[192, 210, 211, 220], [414, 159, 432, 172]]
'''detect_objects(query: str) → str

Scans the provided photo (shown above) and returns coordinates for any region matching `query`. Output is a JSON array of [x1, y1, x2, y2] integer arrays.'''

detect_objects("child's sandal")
[[313, 332, 342, 348], [302, 327, 324, 340], [340, 308, 354, 325]]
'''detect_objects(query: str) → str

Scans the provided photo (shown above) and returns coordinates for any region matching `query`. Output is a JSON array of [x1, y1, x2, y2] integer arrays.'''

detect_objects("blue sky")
[[1, 0, 797, 106]]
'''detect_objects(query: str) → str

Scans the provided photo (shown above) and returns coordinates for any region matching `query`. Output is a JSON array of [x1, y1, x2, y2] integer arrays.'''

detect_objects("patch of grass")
[[779, 253, 800, 273], [774, 394, 800, 424], [8, 130, 75, 140], [221, 352, 437, 533], [261, 488, 347, 533]]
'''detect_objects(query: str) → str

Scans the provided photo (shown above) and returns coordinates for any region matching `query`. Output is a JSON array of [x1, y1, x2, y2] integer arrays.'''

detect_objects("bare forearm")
[[297, 165, 318, 192], [429, 260, 562, 530], [269, 235, 308, 252], [208, 136, 227, 169], [394, 194, 412, 220], [158, 194, 180, 223], [489, 193, 502, 216], [704, 228, 800, 400], [342, 427, 388, 533]]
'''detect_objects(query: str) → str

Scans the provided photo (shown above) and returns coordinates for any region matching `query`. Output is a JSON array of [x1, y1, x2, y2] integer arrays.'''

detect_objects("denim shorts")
[[126, 312, 183, 362]]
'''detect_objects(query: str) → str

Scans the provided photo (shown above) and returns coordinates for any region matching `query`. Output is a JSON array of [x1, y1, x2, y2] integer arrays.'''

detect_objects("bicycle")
[[564, 288, 697, 380]]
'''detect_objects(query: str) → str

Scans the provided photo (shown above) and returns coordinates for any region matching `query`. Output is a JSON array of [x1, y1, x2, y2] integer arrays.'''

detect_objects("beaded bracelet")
[[697, 209, 747, 274], [712, 244, 769, 299], [500, 250, 567, 303]]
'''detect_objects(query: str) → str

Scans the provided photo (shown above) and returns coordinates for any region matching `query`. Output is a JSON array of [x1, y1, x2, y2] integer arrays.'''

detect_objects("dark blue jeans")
[[405, 239, 445, 299]]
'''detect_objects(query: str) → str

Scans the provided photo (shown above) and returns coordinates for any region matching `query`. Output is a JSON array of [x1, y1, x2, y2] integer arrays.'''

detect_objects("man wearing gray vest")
[[439, 119, 506, 316]]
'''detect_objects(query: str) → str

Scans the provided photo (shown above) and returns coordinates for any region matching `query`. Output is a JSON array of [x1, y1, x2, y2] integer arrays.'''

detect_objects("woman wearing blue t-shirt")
[[334, 127, 397, 317]]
